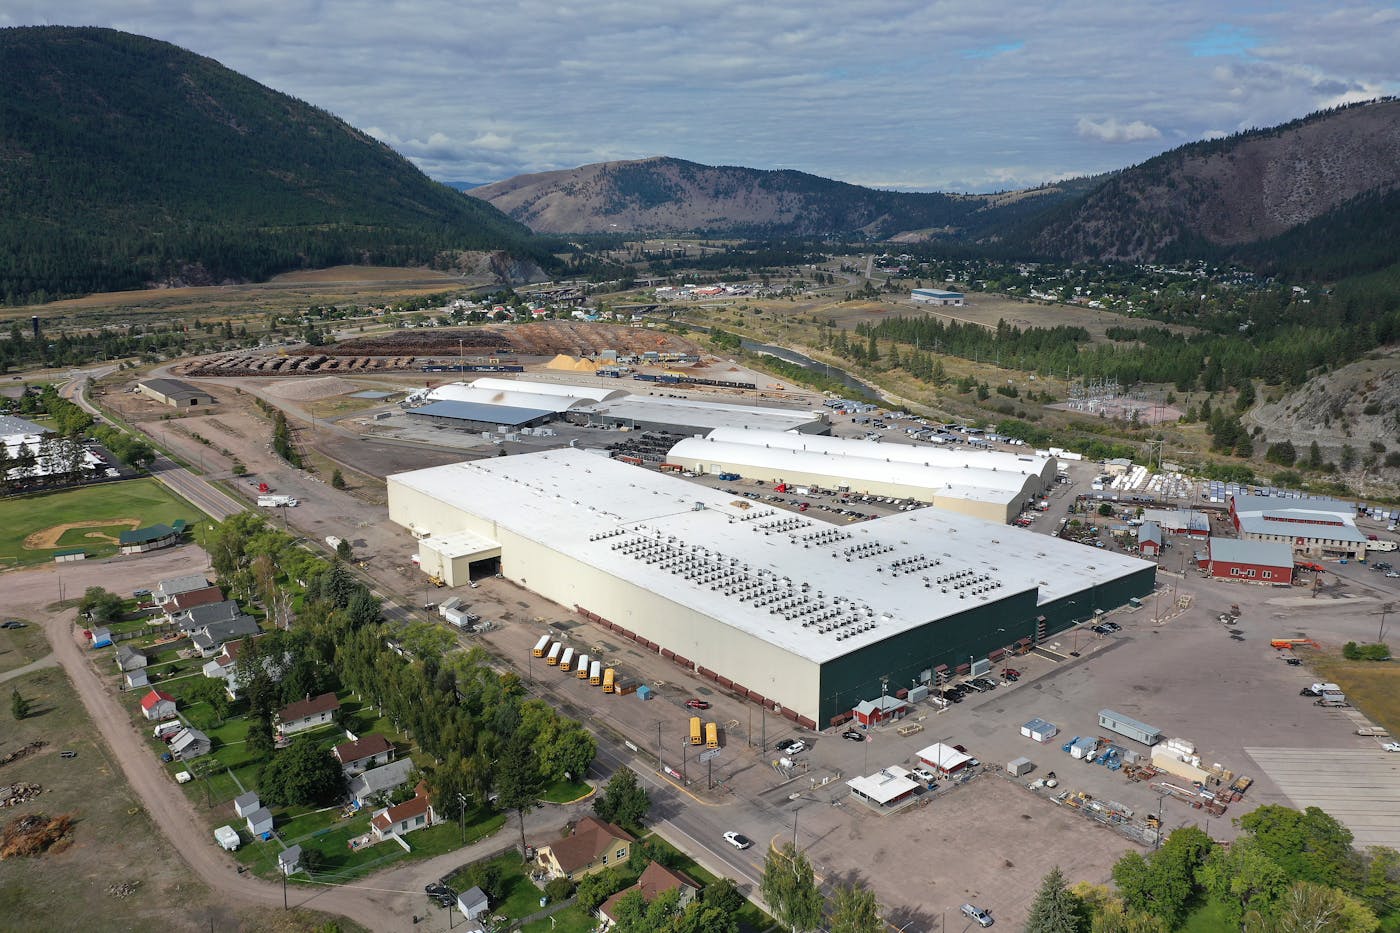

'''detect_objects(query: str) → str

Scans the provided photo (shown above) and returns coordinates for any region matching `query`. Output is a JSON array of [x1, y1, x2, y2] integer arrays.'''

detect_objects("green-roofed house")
[[119, 522, 184, 555]]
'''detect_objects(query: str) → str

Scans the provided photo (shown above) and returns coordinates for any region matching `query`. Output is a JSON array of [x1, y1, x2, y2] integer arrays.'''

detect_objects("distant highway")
[[60, 367, 246, 522]]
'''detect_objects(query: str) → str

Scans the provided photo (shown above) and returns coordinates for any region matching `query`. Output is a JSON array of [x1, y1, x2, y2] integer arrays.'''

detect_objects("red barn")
[[1202, 538, 1294, 585]]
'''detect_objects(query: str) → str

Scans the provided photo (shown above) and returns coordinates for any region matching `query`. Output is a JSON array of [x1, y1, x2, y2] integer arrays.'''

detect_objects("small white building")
[[246, 807, 274, 838], [279, 844, 303, 875], [233, 791, 261, 819]]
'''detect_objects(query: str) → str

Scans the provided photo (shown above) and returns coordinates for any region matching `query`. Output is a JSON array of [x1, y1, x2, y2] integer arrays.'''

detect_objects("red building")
[[1200, 538, 1294, 585]]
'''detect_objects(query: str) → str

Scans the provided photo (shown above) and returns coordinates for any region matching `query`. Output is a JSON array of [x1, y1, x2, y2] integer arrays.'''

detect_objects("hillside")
[[1025, 99, 1400, 271], [0, 26, 548, 304], [470, 156, 1097, 238]]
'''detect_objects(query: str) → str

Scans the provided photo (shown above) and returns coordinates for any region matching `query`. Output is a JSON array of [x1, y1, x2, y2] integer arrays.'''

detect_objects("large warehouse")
[[666, 428, 1055, 523], [388, 449, 1155, 727], [1228, 494, 1369, 560], [569, 395, 829, 435]]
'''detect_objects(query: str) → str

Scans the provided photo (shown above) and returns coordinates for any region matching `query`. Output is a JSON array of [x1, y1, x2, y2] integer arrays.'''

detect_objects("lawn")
[[542, 778, 594, 804], [0, 618, 49, 675], [446, 850, 545, 921], [520, 904, 595, 933], [1311, 654, 1400, 735], [0, 477, 205, 568], [1179, 896, 1233, 932]]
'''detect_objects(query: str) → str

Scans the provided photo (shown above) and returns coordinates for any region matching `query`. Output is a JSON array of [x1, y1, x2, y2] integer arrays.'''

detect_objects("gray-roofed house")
[[233, 791, 262, 818], [115, 645, 148, 672], [172, 600, 247, 633], [279, 845, 303, 875], [190, 616, 261, 657], [348, 758, 415, 806], [170, 727, 211, 761], [246, 807, 274, 838], [123, 668, 150, 689], [155, 573, 210, 602]]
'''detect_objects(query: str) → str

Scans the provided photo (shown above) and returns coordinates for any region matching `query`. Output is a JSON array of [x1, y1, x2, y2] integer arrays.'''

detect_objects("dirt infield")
[[23, 518, 140, 550]]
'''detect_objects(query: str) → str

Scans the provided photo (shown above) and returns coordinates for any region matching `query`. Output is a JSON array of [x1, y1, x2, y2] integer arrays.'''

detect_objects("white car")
[[1383, 742, 1400, 753], [723, 831, 752, 850], [961, 903, 994, 927]]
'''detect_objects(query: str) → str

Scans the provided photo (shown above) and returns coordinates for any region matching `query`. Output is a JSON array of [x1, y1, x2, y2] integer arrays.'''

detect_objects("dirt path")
[[23, 518, 141, 550]]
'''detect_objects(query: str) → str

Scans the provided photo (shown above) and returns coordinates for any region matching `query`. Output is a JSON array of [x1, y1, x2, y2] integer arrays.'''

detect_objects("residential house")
[[456, 886, 490, 920], [536, 816, 635, 881], [279, 845, 303, 875], [140, 689, 177, 721], [277, 692, 340, 736], [171, 600, 247, 634], [154, 573, 209, 603], [159, 585, 225, 617], [332, 734, 395, 776], [598, 861, 701, 929], [123, 668, 150, 690], [369, 781, 436, 841], [170, 727, 211, 760], [348, 759, 415, 807], [246, 806, 274, 838], [190, 616, 261, 657], [115, 645, 148, 672], [233, 791, 262, 819]]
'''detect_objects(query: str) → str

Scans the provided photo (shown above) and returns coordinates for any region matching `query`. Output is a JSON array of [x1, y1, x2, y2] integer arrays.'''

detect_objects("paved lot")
[[1243, 748, 1400, 849]]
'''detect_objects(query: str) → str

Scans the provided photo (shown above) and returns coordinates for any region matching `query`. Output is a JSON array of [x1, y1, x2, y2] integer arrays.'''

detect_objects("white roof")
[[214, 825, 240, 845], [421, 529, 502, 560], [917, 742, 972, 770], [846, 765, 921, 804], [389, 449, 1152, 664], [669, 429, 1051, 504], [470, 377, 624, 403], [577, 396, 825, 433], [424, 383, 598, 413]]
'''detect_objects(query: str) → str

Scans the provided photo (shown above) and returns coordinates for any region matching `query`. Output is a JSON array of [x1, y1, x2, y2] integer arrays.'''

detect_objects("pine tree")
[[11, 688, 30, 720], [1026, 866, 1082, 933]]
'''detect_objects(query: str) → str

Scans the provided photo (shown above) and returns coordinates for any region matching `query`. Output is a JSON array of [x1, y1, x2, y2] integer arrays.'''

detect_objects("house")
[[277, 692, 340, 736], [333, 734, 395, 776], [348, 759, 416, 807], [155, 573, 210, 603], [1200, 537, 1295, 585], [279, 845, 303, 875], [598, 861, 700, 928], [233, 791, 262, 819], [456, 886, 490, 920], [170, 727, 211, 760], [115, 645, 148, 672], [160, 585, 225, 614], [190, 616, 261, 657], [123, 669, 150, 690], [1137, 521, 1163, 558], [171, 600, 247, 633], [536, 816, 636, 881], [369, 781, 436, 841], [246, 806, 275, 838], [140, 689, 177, 721], [851, 695, 909, 727]]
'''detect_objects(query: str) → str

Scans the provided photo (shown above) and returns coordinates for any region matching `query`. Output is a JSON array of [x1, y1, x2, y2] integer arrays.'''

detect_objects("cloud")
[[2, 0, 1398, 191], [1076, 117, 1163, 144]]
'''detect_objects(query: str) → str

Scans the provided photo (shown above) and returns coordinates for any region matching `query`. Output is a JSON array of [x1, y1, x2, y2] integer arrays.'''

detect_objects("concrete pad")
[[1243, 747, 1400, 849]]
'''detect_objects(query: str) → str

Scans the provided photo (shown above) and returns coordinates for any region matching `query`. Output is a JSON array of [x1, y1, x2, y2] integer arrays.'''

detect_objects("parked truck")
[[257, 495, 299, 507]]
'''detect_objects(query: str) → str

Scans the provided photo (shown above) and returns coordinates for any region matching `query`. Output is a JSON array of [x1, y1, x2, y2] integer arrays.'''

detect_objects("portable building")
[[1007, 757, 1034, 777], [1098, 709, 1161, 745], [1020, 719, 1058, 743]]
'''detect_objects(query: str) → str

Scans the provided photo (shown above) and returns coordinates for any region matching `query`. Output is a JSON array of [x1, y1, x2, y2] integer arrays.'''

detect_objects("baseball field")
[[0, 478, 202, 569]]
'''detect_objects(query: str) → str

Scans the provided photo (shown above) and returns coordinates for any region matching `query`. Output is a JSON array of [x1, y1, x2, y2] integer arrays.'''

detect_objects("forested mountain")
[[1022, 99, 1400, 275], [0, 26, 549, 305], [470, 156, 1099, 239]]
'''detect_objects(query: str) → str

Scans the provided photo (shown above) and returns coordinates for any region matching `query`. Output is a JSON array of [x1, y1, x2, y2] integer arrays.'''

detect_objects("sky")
[[5, 1, 1399, 192]]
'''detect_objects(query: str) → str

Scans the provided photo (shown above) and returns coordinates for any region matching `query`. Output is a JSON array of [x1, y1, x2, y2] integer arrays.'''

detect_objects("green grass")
[[520, 904, 595, 933], [1312, 654, 1400, 736], [541, 778, 593, 804], [447, 851, 544, 921], [1179, 896, 1234, 933], [0, 477, 205, 568]]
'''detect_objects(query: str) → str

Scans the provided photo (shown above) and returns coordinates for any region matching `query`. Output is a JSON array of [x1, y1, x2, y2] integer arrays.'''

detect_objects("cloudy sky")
[[6, 1, 1398, 191]]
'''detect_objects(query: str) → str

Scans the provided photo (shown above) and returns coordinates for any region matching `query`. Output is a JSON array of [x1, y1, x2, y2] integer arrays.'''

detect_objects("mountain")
[[469, 156, 1098, 239], [0, 26, 547, 304], [1023, 99, 1400, 270]]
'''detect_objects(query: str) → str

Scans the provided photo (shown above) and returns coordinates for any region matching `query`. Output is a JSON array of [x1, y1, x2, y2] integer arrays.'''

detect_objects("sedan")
[[1102, 621, 1122, 633], [842, 729, 866, 742], [723, 831, 753, 850], [685, 698, 712, 710]]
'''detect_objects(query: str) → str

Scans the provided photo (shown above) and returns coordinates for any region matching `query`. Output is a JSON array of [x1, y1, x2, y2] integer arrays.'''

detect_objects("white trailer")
[[214, 825, 241, 851], [257, 495, 299, 508]]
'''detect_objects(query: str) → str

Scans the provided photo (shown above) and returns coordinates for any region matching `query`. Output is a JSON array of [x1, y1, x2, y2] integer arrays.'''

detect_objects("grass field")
[[1311, 653, 1400, 735], [0, 478, 203, 569], [0, 619, 49, 674]]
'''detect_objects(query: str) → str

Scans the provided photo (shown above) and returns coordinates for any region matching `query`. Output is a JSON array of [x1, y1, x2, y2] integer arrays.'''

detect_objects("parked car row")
[[1092, 620, 1121, 636]]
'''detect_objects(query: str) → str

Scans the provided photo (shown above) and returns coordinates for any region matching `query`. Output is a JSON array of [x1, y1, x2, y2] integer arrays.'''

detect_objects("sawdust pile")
[[265, 376, 358, 401]]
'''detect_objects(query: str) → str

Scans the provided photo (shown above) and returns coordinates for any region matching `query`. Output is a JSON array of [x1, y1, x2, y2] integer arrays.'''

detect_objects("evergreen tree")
[[1026, 866, 1082, 933], [11, 688, 30, 720]]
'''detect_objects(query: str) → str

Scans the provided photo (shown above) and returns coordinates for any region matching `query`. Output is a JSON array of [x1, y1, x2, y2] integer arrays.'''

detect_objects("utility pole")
[[657, 721, 663, 772]]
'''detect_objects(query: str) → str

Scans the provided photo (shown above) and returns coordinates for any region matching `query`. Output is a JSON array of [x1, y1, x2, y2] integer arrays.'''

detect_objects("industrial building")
[[1228, 494, 1368, 560], [136, 378, 215, 408], [570, 395, 829, 435], [910, 289, 965, 306], [666, 428, 1055, 523], [1140, 509, 1210, 537], [1200, 537, 1295, 585], [388, 449, 1155, 727]]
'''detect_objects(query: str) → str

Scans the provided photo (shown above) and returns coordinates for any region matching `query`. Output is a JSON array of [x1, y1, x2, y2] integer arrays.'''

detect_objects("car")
[[777, 740, 806, 755], [1102, 621, 1122, 633], [685, 698, 712, 710], [1092, 624, 1113, 636], [723, 831, 752, 850], [842, 729, 866, 742], [1300, 687, 1320, 697], [59, 750, 77, 759], [973, 678, 998, 691], [911, 767, 938, 784], [1002, 667, 1021, 679], [1383, 742, 1400, 753], [961, 903, 994, 927], [0, 620, 25, 629], [1387, 571, 1400, 578], [425, 882, 453, 897]]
